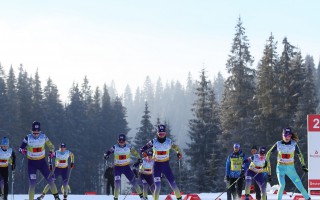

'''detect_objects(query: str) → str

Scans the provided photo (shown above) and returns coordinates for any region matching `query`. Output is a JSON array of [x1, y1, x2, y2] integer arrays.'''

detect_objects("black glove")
[[104, 154, 109, 160], [11, 163, 16, 171], [70, 163, 74, 169], [268, 175, 272, 183], [138, 158, 142, 164], [302, 165, 308, 173], [49, 164, 53, 171], [177, 153, 182, 160], [225, 175, 230, 181]]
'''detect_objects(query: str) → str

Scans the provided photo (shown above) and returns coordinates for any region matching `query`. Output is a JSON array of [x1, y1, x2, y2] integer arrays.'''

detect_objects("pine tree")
[[220, 17, 256, 151], [185, 69, 222, 192], [255, 33, 281, 145], [133, 101, 154, 150]]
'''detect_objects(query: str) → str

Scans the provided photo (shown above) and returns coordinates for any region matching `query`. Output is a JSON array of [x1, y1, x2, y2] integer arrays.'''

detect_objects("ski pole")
[[289, 172, 306, 198], [11, 170, 15, 200], [19, 156, 25, 173], [214, 176, 242, 200]]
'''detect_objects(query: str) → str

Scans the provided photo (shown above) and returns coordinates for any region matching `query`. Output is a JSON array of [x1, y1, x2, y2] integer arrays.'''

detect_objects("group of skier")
[[104, 124, 183, 200], [0, 121, 74, 200], [225, 127, 310, 200]]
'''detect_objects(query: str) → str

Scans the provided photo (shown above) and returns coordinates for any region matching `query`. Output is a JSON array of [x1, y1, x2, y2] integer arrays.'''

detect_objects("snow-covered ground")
[[8, 192, 320, 200]]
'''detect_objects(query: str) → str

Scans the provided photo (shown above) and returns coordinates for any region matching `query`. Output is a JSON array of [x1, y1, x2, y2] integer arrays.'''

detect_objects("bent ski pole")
[[214, 177, 241, 200]]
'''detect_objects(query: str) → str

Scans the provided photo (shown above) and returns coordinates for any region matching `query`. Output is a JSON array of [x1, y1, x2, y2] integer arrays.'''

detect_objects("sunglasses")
[[283, 134, 292, 138], [32, 132, 40, 135]]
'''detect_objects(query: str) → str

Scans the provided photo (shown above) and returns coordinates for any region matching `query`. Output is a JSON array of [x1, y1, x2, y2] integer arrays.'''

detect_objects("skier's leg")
[[1, 168, 8, 200], [153, 162, 162, 200], [286, 165, 310, 200], [61, 168, 69, 200], [236, 177, 243, 200], [123, 165, 143, 198], [162, 162, 181, 200], [39, 159, 59, 199], [244, 171, 254, 198], [276, 165, 286, 200], [255, 173, 267, 200], [113, 166, 122, 199], [28, 160, 38, 200]]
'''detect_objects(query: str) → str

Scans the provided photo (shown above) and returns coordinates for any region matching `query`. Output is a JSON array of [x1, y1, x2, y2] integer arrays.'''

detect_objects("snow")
[[8, 192, 320, 200]]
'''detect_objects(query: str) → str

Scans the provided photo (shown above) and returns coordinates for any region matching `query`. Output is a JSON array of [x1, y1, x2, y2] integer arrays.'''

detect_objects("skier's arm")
[[70, 151, 75, 163], [140, 140, 153, 153], [171, 143, 181, 154], [45, 137, 55, 152], [266, 160, 271, 175], [225, 155, 231, 176], [104, 145, 115, 158], [295, 144, 306, 166], [19, 136, 28, 150], [130, 148, 141, 159], [266, 142, 277, 161]]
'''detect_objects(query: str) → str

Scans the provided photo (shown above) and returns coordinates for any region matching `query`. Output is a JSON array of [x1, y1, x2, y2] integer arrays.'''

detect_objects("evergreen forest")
[[0, 17, 319, 194]]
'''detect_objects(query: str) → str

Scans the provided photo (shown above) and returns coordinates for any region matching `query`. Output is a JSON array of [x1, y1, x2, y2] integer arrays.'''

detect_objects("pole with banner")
[[307, 114, 320, 195]]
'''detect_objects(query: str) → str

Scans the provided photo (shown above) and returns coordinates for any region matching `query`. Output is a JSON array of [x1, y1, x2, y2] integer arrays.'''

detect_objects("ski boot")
[[63, 194, 67, 200], [177, 197, 182, 200], [245, 194, 250, 200], [138, 193, 146, 200], [36, 194, 45, 200], [53, 193, 61, 200]]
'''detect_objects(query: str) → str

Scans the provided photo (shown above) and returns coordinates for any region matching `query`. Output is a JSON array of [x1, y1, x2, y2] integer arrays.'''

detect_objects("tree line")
[[0, 17, 319, 194]]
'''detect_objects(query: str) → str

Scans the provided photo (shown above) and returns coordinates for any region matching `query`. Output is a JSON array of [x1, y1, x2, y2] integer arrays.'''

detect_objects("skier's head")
[[60, 143, 67, 152], [251, 145, 258, 155], [259, 147, 266, 157], [31, 121, 41, 138], [1, 137, 9, 150], [282, 127, 293, 142], [147, 149, 153, 157], [233, 143, 240, 152], [118, 134, 126, 146], [157, 124, 166, 138]]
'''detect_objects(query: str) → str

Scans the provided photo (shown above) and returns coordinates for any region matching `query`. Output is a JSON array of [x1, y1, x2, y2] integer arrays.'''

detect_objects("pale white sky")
[[0, 0, 319, 101]]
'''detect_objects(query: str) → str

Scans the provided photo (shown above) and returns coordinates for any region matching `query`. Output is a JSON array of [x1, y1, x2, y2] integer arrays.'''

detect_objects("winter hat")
[[32, 121, 41, 131], [233, 143, 240, 148], [157, 124, 166, 132], [251, 145, 258, 150], [60, 143, 66, 148], [259, 147, 267, 155], [118, 134, 126, 142], [1, 137, 9, 146], [282, 127, 292, 135]]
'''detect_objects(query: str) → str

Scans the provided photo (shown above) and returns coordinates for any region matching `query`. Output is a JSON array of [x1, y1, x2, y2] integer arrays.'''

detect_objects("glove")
[[11, 163, 16, 171], [19, 148, 27, 155], [302, 165, 308, 173], [177, 153, 182, 160], [133, 168, 138, 178], [49, 164, 53, 171], [70, 163, 74, 169], [48, 151, 55, 158], [138, 158, 142, 164], [225, 175, 230, 182], [104, 154, 109, 160], [268, 175, 272, 183]]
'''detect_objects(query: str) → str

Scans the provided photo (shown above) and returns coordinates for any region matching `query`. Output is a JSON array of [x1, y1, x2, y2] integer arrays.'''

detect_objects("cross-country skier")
[[133, 149, 155, 200], [18, 121, 61, 200], [244, 147, 271, 200], [225, 143, 246, 200], [0, 137, 16, 200], [266, 127, 310, 200], [36, 143, 74, 200], [104, 134, 146, 200], [140, 124, 183, 200]]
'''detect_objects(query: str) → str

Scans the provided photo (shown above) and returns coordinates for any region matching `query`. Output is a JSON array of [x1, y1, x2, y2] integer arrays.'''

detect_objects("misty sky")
[[0, 0, 319, 101]]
